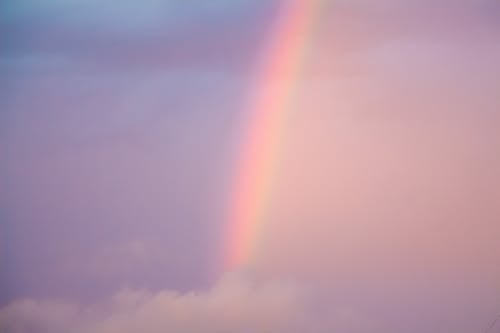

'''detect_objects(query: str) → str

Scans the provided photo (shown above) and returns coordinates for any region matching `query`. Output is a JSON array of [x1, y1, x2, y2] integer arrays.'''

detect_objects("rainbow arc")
[[222, 0, 324, 272]]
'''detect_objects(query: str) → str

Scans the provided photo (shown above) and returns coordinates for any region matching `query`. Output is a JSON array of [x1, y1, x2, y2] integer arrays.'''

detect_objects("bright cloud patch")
[[0, 275, 307, 333]]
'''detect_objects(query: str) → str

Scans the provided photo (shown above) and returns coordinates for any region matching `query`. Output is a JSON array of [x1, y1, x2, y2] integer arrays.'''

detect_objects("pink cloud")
[[0, 274, 308, 333]]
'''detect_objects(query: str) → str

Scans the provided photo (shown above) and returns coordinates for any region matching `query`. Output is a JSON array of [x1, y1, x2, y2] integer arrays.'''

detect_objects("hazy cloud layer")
[[1, 275, 307, 333], [0, 274, 495, 333]]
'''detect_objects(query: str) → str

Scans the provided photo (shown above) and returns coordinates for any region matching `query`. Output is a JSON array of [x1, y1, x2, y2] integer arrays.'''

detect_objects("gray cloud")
[[1, 1, 274, 72], [6, 0, 261, 31]]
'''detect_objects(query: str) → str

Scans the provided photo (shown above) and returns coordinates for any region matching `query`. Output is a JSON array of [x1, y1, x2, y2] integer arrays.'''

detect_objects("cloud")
[[0, 299, 80, 333], [1, 274, 493, 333], [6, 0, 260, 32], [5, 0, 498, 73], [2, 1, 273, 72], [0, 274, 309, 333]]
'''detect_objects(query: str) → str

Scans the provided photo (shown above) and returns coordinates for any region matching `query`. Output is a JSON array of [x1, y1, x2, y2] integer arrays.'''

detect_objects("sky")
[[1, 0, 500, 332]]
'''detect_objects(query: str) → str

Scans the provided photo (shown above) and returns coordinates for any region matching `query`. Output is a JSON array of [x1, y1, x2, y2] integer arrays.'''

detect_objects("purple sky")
[[1, 1, 500, 332]]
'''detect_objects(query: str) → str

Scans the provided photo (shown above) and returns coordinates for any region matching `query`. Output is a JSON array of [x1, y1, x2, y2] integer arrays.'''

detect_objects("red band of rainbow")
[[222, 0, 323, 272]]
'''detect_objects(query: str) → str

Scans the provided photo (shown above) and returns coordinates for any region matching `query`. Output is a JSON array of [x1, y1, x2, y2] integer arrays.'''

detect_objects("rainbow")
[[222, 0, 323, 272]]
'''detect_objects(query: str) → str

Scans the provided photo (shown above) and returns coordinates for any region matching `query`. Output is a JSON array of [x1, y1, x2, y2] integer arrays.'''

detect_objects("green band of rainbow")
[[222, 0, 323, 272]]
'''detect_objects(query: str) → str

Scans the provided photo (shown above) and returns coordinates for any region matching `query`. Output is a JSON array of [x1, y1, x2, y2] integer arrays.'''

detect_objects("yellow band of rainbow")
[[222, 0, 323, 272]]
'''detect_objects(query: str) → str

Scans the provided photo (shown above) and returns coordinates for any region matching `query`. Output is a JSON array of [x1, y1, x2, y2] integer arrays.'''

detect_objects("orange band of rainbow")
[[223, 0, 323, 272]]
